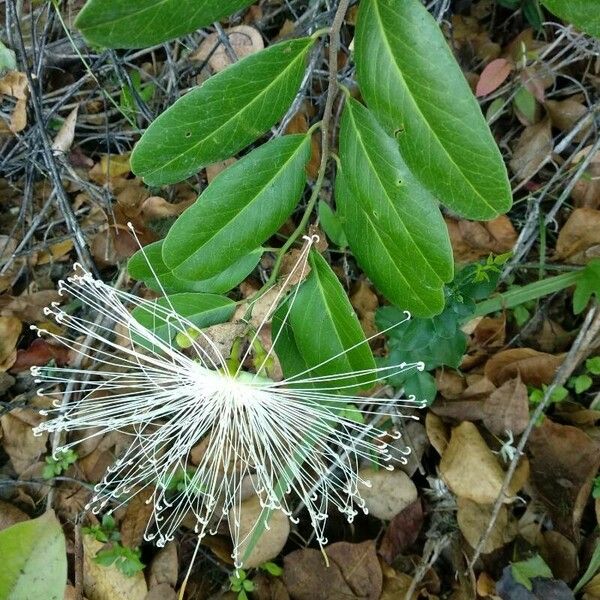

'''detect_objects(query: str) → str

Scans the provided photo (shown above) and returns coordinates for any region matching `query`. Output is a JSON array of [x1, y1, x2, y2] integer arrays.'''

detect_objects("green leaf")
[[574, 541, 600, 593], [129, 241, 263, 294], [586, 356, 600, 375], [355, 0, 511, 219], [131, 39, 314, 185], [541, 0, 600, 39], [0, 41, 16, 76], [403, 370, 437, 405], [573, 259, 600, 314], [260, 561, 283, 577], [574, 374, 593, 394], [511, 555, 553, 591], [317, 201, 347, 248], [0, 511, 67, 600], [162, 135, 311, 280], [273, 251, 377, 392], [75, 0, 256, 48], [132, 293, 235, 342], [337, 99, 453, 316]]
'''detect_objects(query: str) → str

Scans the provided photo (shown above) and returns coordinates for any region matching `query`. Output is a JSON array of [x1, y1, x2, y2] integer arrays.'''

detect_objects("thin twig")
[[7, 0, 99, 278], [468, 305, 600, 568]]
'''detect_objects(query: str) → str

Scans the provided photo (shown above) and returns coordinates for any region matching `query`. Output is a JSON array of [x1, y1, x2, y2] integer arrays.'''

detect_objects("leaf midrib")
[[139, 41, 311, 181], [369, 0, 496, 214]]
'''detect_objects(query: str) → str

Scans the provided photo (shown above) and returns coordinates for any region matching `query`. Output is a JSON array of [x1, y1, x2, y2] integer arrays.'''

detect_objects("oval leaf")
[[132, 293, 235, 342], [75, 0, 256, 49], [131, 39, 314, 186], [162, 134, 311, 280], [0, 511, 67, 600], [338, 99, 452, 316], [541, 0, 600, 39], [273, 251, 376, 392], [129, 241, 263, 294], [355, 0, 511, 220]]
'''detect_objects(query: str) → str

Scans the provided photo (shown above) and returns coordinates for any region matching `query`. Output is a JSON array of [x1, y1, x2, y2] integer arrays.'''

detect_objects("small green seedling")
[[230, 569, 255, 600], [567, 356, 600, 395], [43, 448, 78, 479], [83, 514, 120, 544]]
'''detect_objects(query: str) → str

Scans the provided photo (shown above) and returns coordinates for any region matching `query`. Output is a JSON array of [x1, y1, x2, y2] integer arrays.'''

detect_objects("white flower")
[[31, 235, 424, 567]]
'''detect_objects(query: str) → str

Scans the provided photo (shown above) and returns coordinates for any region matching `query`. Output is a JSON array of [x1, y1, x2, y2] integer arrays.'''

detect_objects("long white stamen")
[[32, 248, 423, 566]]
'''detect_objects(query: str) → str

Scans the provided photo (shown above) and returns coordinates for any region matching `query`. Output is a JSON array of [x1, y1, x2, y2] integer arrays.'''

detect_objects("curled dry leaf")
[[358, 468, 418, 520], [476, 58, 512, 97], [482, 376, 529, 436], [140, 196, 194, 221], [556, 208, 600, 264], [0, 499, 29, 531], [425, 411, 449, 455], [0, 408, 48, 474], [541, 531, 578, 584], [191, 25, 264, 72], [527, 418, 600, 541], [231, 495, 290, 568], [206, 157, 237, 183], [440, 422, 527, 503], [52, 105, 78, 154], [148, 543, 178, 589], [546, 97, 592, 143], [445, 215, 517, 263], [0, 70, 28, 133], [484, 348, 563, 387], [120, 489, 155, 548], [436, 369, 466, 400], [472, 314, 506, 350], [570, 148, 600, 209], [10, 338, 70, 373], [350, 281, 379, 338], [457, 498, 517, 554], [0, 290, 61, 322], [380, 565, 416, 600], [509, 119, 553, 182], [83, 536, 147, 600], [283, 540, 382, 600], [378, 499, 423, 564], [0, 315, 21, 371]]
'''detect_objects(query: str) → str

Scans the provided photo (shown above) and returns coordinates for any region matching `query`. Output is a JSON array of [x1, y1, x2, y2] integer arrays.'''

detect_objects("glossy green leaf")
[[0, 511, 67, 600], [273, 251, 376, 392], [541, 0, 600, 39], [317, 201, 347, 248], [162, 134, 311, 280], [75, 0, 255, 49], [132, 293, 235, 342], [338, 99, 452, 316], [355, 0, 511, 220], [129, 241, 263, 294], [131, 39, 313, 185]]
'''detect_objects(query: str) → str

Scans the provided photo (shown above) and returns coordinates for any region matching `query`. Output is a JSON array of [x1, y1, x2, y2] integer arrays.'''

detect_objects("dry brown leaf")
[[556, 207, 600, 264], [83, 537, 147, 600], [120, 489, 154, 548], [0, 71, 29, 133], [380, 565, 416, 600], [472, 314, 506, 350], [283, 540, 382, 600], [425, 411, 449, 455], [0, 290, 61, 322], [89, 154, 131, 186], [52, 106, 79, 154], [0, 499, 29, 531], [10, 338, 70, 373], [148, 543, 178, 589], [144, 583, 177, 600], [0, 408, 47, 473], [571, 148, 600, 209], [232, 495, 290, 568], [350, 281, 379, 338], [457, 498, 516, 553], [509, 119, 553, 182], [484, 348, 563, 387], [527, 418, 600, 541], [439, 422, 506, 503], [358, 468, 418, 520], [482, 376, 529, 436], [140, 196, 194, 221], [546, 97, 592, 142], [378, 499, 423, 563], [206, 158, 236, 183], [431, 398, 485, 422], [446, 215, 517, 263], [0, 315, 21, 371], [541, 530, 578, 583], [435, 369, 466, 399], [252, 572, 290, 600], [191, 25, 264, 71], [36, 239, 74, 266], [584, 573, 600, 600]]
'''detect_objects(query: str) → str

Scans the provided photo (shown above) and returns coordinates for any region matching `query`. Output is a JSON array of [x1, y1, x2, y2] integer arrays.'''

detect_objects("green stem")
[[471, 270, 581, 318]]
